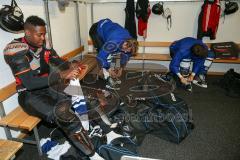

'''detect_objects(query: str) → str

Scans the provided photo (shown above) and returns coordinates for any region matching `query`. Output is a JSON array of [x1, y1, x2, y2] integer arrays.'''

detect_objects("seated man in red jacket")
[[3, 15, 100, 158]]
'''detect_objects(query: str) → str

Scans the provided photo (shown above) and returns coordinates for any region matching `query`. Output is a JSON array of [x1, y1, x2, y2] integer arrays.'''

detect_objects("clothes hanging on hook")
[[163, 7, 172, 31], [197, 0, 221, 40], [136, 0, 151, 38], [125, 0, 137, 39]]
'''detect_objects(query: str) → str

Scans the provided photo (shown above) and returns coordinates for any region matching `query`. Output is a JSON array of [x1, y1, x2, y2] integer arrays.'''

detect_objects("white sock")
[[103, 68, 110, 80]]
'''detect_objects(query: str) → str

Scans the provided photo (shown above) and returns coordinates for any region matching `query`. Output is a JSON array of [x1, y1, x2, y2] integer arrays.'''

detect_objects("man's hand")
[[108, 68, 117, 78], [187, 74, 195, 82], [115, 68, 123, 78], [180, 77, 188, 85], [70, 60, 82, 70], [60, 68, 79, 80]]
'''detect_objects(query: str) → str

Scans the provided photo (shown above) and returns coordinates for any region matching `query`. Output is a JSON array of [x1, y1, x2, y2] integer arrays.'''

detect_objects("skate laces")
[[89, 125, 103, 138]]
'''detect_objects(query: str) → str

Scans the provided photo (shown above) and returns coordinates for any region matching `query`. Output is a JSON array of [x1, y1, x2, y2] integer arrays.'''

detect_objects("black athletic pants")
[[18, 88, 67, 123], [18, 88, 94, 156]]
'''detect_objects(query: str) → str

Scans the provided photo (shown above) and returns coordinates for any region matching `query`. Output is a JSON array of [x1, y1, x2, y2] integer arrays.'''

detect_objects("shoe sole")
[[192, 80, 207, 88]]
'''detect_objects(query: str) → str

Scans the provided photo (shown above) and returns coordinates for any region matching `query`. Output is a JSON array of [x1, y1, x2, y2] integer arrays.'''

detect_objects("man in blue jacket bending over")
[[89, 18, 138, 90], [169, 37, 214, 90]]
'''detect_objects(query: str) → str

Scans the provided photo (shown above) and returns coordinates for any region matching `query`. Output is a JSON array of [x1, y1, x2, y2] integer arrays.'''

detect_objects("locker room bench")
[[133, 41, 240, 63], [0, 139, 23, 160], [0, 45, 97, 158], [88, 40, 240, 75]]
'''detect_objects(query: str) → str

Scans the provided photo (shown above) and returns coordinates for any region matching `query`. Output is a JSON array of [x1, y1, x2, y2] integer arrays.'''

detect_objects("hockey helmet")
[[0, 0, 24, 33], [224, 1, 239, 15], [152, 2, 164, 15]]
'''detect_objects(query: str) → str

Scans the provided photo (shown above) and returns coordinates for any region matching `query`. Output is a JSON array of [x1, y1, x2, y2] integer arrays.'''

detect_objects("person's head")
[[191, 44, 208, 58], [24, 16, 46, 47], [121, 38, 139, 56]]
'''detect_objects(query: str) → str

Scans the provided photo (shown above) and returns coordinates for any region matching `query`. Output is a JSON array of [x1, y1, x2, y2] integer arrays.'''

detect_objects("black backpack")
[[219, 69, 240, 98], [111, 93, 194, 144]]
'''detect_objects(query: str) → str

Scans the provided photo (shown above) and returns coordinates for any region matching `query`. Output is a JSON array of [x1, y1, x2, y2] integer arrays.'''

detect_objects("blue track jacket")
[[169, 37, 213, 75], [96, 19, 132, 69]]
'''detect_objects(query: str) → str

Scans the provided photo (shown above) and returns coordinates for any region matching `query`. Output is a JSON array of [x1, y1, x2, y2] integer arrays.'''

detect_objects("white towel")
[[47, 141, 71, 160]]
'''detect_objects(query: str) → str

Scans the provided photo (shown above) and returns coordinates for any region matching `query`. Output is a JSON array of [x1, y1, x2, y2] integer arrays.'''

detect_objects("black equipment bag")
[[148, 94, 194, 144], [219, 69, 240, 98], [210, 42, 239, 59], [111, 93, 194, 144], [98, 137, 139, 160]]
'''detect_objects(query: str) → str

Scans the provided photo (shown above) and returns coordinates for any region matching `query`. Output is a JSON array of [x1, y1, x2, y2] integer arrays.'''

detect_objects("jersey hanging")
[[197, 0, 221, 40]]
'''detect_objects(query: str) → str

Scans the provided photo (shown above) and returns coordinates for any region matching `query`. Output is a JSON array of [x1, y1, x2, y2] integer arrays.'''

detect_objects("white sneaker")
[[192, 74, 207, 88]]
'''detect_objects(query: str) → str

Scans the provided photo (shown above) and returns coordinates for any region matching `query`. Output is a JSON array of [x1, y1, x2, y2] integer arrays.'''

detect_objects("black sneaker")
[[106, 77, 120, 90], [192, 74, 207, 88], [185, 83, 192, 92], [181, 82, 192, 92]]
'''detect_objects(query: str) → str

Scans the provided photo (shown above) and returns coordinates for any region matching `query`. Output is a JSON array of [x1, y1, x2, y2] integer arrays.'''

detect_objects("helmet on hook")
[[0, 0, 24, 33], [224, 0, 238, 15], [57, 0, 70, 11], [152, 2, 164, 15]]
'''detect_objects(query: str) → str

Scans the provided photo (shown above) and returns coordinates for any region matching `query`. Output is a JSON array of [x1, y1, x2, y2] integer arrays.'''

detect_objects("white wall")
[[0, 0, 81, 139], [85, 1, 240, 73]]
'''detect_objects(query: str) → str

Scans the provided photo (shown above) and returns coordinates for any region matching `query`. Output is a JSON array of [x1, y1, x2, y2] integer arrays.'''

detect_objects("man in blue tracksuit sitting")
[[89, 18, 138, 90], [168, 37, 214, 90]]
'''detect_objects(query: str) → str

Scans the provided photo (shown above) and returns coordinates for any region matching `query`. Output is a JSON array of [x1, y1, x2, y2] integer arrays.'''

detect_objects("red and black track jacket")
[[3, 37, 68, 92], [197, 0, 221, 40]]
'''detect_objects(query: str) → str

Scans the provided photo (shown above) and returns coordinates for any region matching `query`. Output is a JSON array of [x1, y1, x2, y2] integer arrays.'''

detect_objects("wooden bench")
[[88, 40, 240, 74], [0, 80, 42, 157], [133, 41, 240, 64], [0, 45, 98, 158], [62, 46, 98, 79], [88, 40, 240, 63], [0, 139, 23, 160]]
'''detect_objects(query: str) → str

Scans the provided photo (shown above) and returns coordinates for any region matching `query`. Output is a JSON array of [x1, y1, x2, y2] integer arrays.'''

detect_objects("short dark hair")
[[191, 44, 208, 58], [124, 38, 139, 56], [24, 16, 46, 29]]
